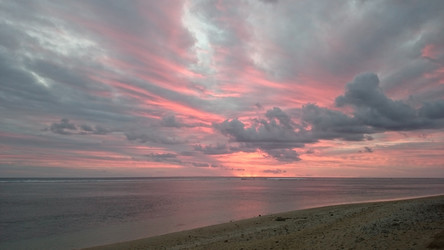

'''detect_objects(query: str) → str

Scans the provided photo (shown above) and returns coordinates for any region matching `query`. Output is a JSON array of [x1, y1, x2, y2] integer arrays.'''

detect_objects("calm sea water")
[[1, 177, 444, 249]]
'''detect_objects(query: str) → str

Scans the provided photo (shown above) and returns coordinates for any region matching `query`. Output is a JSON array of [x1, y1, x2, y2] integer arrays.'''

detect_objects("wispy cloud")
[[1, 1, 444, 177]]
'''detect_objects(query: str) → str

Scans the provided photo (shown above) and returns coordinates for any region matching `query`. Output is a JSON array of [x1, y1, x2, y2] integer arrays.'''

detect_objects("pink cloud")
[[2, 1, 444, 177]]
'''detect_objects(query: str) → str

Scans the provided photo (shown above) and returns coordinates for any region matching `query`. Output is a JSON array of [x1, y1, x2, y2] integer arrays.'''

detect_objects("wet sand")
[[85, 195, 444, 249]]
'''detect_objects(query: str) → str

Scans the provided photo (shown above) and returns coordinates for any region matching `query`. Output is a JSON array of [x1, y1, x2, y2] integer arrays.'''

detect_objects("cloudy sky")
[[1, 0, 444, 177]]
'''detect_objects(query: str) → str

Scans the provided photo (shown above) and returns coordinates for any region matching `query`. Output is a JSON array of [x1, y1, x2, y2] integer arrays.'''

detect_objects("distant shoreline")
[[85, 195, 444, 249]]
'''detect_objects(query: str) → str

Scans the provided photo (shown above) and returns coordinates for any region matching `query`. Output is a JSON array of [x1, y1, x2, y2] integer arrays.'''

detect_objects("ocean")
[[1, 177, 444, 249]]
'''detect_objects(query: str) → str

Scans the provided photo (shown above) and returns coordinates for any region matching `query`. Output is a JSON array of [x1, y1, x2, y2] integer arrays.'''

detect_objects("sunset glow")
[[1, 1, 444, 177]]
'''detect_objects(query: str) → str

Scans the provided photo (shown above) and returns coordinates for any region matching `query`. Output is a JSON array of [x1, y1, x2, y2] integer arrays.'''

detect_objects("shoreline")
[[85, 195, 444, 249]]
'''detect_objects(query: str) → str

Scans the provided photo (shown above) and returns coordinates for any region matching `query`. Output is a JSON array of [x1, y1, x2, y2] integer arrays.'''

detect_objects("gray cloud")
[[265, 107, 294, 129], [214, 102, 373, 161], [145, 153, 181, 163], [213, 110, 307, 162], [143, 153, 223, 170], [80, 124, 94, 132], [252, 1, 444, 82], [336, 73, 444, 130], [90, 125, 111, 135], [301, 104, 375, 141], [48, 118, 112, 135], [226, 168, 246, 172], [358, 146, 374, 153], [125, 132, 184, 145], [215, 73, 444, 162], [305, 149, 315, 154], [1, 1, 444, 177], [0, 0, 214, 134], [161, 114, 185, 128], [263, 169, 286, 175], [192, 162, 210, 168], [263, 149, 300, 162], [215, 115, 311, 146], [193, 142, 300, 163], [50, 118, 77, 135], [0, 4, 140, 129], [0, 52, 57, 110], [194, 143, 235, 155], [161, 114, 209, 128], [335, 73, 418, 129], [419, 101, 444, 119]]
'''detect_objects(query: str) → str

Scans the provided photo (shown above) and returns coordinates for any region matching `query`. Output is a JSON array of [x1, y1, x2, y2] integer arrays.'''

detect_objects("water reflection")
[[2, 177, 444, 249]]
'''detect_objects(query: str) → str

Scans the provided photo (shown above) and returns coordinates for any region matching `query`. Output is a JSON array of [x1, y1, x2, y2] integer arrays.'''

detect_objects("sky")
[[1, 0, 444, 178]]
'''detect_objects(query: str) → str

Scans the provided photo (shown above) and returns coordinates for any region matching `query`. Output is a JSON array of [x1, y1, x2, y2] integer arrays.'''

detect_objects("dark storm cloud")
[[419, 101, 444, 119], [213, 111, 307, 162], [335, 73, 418, 129], [215, 72, 444, 162], [301, 104, 375, 141], [265, 107, 294, 129], [214, 102, 372, 161], [214, 116, 310, 145], [336, 73, 444, 130]]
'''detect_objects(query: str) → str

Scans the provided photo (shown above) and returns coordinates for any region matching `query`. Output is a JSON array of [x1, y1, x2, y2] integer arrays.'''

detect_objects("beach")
[[3, 178, 444, 249], [85, 195, 444, 250]]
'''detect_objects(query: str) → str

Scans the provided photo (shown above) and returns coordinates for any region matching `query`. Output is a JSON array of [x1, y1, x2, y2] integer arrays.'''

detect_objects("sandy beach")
[[85, 195, 444, 250]]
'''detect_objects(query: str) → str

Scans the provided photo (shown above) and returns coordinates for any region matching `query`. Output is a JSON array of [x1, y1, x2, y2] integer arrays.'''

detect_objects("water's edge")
[[2, 177, 444, 249]]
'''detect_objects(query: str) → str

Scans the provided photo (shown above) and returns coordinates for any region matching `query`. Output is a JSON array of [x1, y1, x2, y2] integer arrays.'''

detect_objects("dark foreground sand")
[[85, 195, 444, 250]]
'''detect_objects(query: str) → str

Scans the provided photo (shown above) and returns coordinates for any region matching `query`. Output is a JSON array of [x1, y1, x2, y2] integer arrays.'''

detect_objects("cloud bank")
[[214, 73, 444, 162], [1, 1, 444, 177]]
